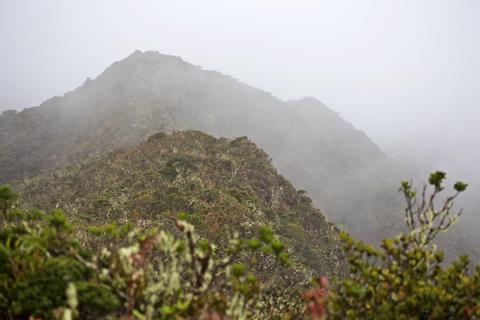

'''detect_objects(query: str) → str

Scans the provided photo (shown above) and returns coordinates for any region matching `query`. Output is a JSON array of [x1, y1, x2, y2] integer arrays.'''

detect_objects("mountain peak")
[[0, 51, 404, 243], [97, 50, 198, 84], [123, 49, 188, 65]]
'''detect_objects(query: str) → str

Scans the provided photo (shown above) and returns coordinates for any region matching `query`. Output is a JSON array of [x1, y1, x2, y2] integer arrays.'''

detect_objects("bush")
[[12, 257, 88, 319], [75, 282, 120, 319], [304, 172, 480, 319], [0, 185, 294, 319], [4, 171, 475, 319]]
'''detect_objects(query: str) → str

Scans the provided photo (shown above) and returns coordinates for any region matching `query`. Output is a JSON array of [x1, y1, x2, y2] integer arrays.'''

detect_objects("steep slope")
[[0, 50, 404, 241], [17, 130, 346, 277]]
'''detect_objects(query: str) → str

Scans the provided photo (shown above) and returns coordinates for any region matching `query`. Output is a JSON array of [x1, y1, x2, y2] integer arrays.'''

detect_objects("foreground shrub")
[[0, 185, 296, 319], [3, 171, 478, 319], [306, 172, 480, 319]]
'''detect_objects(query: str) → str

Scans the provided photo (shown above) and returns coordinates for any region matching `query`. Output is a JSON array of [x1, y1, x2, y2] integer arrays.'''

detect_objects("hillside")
[[17, 130, 346, 277], [0, 50, 405, 242]]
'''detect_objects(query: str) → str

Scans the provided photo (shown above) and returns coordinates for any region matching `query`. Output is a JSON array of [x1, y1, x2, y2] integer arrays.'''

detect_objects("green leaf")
[[247, 239, 261, 251], [271, 240, 285, 254], [259, 226, 273, 244], [429, 171, 446, 189], [453, 181, 468, 192], [231, 263, 246, 277], [197, 239, 210, 253]]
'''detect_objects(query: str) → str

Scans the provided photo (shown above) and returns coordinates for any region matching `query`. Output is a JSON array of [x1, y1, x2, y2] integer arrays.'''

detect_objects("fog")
[[1, 1, 479, 238]]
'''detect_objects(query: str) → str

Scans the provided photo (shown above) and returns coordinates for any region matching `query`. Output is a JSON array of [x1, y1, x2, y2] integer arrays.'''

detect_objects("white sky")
[[1, 0, 479, 149]]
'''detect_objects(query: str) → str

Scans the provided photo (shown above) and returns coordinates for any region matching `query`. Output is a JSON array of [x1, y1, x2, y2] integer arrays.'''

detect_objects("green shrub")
[[0, 184, 295, 319], [75, 282, 120, 319], [12, 257, 88, 319], [304, 172, 480, 320]]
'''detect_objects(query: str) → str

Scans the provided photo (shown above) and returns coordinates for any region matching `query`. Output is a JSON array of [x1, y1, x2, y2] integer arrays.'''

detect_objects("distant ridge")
[[0, 50, 404, 241]]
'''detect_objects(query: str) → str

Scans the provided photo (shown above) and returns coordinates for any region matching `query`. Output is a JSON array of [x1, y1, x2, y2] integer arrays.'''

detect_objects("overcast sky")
[[1, 0, 479, 152]]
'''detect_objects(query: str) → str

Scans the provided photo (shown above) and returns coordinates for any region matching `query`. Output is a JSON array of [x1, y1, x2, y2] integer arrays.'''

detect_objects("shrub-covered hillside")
[[17, 130, 346, 278], [3, 169, 478, 319], [0, 185, 303, 319], [0, 50, 404, 243]]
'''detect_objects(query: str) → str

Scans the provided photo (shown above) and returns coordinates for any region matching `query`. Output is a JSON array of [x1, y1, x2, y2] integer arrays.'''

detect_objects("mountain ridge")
[[0, 50, 404, 242], [17, 130, 347, 277]]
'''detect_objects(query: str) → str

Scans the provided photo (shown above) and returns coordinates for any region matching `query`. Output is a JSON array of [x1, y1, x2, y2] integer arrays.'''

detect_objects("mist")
[[1, 1, 479, 250], [2, 1, 480, 129]]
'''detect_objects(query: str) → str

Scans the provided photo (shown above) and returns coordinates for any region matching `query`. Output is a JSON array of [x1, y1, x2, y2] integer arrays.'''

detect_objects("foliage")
[[0, 184, 17, 215], [3, 167, 480, 319], [0, 50, 407, 254], [18, 131, 346, 281], [0, 184, 301, 319], [302, 276, 330, 320], [313, 172, 480, 319]]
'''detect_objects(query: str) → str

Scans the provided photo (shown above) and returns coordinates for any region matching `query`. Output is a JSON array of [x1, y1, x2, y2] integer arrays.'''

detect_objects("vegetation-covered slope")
[[0, 50, 404, 242], [17, 130, 346, 277]]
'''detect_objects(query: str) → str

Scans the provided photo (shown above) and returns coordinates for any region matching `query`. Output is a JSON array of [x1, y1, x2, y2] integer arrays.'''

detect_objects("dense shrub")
[[2, 171, 478, 319], [305, 172, 480, 319], [0, 185, 296, 319]]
